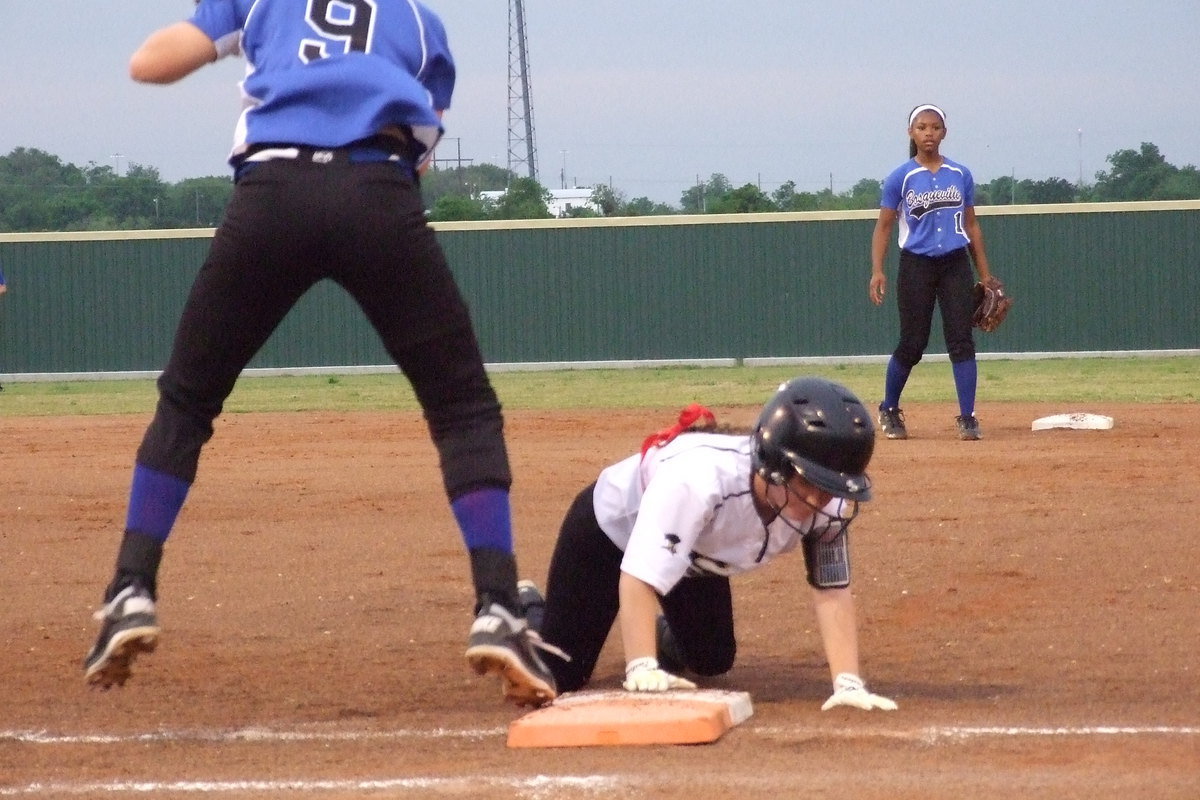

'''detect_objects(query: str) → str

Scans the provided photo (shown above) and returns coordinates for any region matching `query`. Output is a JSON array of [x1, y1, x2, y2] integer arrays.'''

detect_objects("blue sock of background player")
[[881, 356, 911, 410], [951, 359, 978, 418], [882, 356, 977, 418]]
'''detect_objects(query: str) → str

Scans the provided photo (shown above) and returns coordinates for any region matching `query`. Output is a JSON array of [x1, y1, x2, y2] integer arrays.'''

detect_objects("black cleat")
[[956, 414, 982, 441], [83, 584, 159, 689], [466, 603, 561, 708], [878, 406, 908, 440]]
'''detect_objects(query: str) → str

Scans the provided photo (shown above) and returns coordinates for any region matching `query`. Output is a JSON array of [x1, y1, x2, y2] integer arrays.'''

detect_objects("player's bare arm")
[[869, 208, 897, 305], [618, 571, 695, 692], [810, 585, 861, 679], [964, 208, 992, 281], [130, 22, 217, 84], [618, 571, 661, 662], [813, 586, 897, 711]]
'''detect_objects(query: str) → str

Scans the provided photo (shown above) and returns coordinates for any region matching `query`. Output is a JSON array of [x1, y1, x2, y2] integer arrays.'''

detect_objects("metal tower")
[[507, 0, 538, 181]]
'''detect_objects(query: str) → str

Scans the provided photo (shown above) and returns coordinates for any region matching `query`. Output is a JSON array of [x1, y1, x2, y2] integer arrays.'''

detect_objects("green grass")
[[2, 356, 1197, 417]]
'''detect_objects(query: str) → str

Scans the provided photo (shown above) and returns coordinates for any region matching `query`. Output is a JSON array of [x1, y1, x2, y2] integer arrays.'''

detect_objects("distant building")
[[479, 186, 600, 218], [546, 187, 600, 217]]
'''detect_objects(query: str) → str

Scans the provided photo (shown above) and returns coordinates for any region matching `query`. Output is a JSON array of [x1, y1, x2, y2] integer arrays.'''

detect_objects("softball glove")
[[972, 275, 1013, 333]]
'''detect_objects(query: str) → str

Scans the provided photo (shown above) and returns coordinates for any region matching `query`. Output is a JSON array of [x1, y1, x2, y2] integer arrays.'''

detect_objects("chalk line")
[[4, 723, 1196, 747]]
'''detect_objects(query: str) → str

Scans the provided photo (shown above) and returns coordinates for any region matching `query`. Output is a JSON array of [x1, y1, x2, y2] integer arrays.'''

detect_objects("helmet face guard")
[[751, 377, 875, 501], [772, 486, 861, 535]]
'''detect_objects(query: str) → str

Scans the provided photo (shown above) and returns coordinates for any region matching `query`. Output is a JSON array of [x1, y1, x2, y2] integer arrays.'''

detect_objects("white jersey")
[[592, 432, 844, 596]]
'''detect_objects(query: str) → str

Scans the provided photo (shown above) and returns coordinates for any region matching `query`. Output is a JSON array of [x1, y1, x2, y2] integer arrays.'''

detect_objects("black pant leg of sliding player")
[[660, 575, 736, 676], [539, 484, 625, 692]]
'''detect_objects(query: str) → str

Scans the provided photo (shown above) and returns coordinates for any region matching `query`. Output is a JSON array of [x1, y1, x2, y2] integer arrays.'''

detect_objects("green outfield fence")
[[1, 200, 1198, 380]]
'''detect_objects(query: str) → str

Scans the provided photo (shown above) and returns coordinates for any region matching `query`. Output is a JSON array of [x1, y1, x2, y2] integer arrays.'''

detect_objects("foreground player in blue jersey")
[[83, 0, 559, 708], [869, 104, 994, 442]]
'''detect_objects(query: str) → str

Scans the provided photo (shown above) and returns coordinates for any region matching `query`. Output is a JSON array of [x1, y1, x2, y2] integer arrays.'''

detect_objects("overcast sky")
[[4, 1, 1197, 205]]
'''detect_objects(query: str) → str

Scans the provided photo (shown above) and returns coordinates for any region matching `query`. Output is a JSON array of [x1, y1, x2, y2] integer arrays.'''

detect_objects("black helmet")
[[750, 377, 875, 500]]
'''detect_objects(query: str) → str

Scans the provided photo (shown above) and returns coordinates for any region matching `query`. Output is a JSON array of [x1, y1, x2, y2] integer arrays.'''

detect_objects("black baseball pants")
[[893, 246, 977, 366], [136, 158, 510, 499]]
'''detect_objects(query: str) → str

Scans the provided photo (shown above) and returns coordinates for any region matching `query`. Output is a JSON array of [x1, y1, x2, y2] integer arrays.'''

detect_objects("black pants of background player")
[[893, 246, 976, 366], [537, 483, 736, 692], [116, 154, 515, 604]]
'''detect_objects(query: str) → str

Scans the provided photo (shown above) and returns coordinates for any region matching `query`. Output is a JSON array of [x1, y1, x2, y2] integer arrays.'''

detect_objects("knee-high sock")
[[883, 357, 913, 409], [452, 487, 519, 613], [951, 358, 978, 417], [126, 462, 190, 542], [451, 486, 513, 553], [111, 463, 189, 600]]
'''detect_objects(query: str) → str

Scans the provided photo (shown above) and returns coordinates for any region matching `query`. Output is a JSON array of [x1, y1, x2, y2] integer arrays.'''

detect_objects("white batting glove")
[[820, 672, 898, 711], [622, 657, 697, 692]]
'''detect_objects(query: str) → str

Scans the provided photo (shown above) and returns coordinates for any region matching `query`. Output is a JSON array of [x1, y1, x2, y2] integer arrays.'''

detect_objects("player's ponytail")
[[640, 403, 716, 459]]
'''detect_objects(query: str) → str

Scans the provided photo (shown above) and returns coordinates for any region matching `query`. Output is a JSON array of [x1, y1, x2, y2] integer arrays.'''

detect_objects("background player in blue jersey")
[[83, 0, 559, 708], [869, 104, 994, 441]]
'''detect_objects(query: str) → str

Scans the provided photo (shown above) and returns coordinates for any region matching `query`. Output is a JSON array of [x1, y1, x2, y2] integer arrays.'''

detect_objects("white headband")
[[908, 104, 946, 127]]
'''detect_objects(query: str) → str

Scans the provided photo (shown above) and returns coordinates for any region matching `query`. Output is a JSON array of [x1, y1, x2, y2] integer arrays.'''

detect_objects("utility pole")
[[1077, 128, 1084, 190], [433, 137, 471, 169], [507, 0, 538, 181], [433, 137, 473, 193]]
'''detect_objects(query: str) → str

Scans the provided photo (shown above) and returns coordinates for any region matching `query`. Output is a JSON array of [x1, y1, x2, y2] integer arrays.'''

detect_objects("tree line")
[[0, 148, 233, 233], [0, 142, 1196, 232]]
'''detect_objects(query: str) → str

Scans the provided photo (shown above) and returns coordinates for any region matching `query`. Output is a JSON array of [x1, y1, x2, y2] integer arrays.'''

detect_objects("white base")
[[1031, 412, 1114, 431]]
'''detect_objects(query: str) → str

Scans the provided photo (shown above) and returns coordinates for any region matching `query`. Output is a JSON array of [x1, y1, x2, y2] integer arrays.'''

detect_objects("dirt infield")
[[2, 403, 1198, 798]]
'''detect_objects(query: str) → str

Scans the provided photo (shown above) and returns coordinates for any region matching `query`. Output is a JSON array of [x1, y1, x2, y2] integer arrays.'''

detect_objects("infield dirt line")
[[3, 723, 1197, 746], [0, 775, 620, 797]]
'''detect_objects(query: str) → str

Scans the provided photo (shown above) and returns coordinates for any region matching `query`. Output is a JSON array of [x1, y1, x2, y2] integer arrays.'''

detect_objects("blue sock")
[[883, 357, 912, 409], [125, 463, 191, 542], [952, 359, 978, 417], [451, 487, 514, 553]]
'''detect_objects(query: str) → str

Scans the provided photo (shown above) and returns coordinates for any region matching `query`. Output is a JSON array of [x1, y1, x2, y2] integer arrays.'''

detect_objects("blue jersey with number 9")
[[190, 0, 454, 167]]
